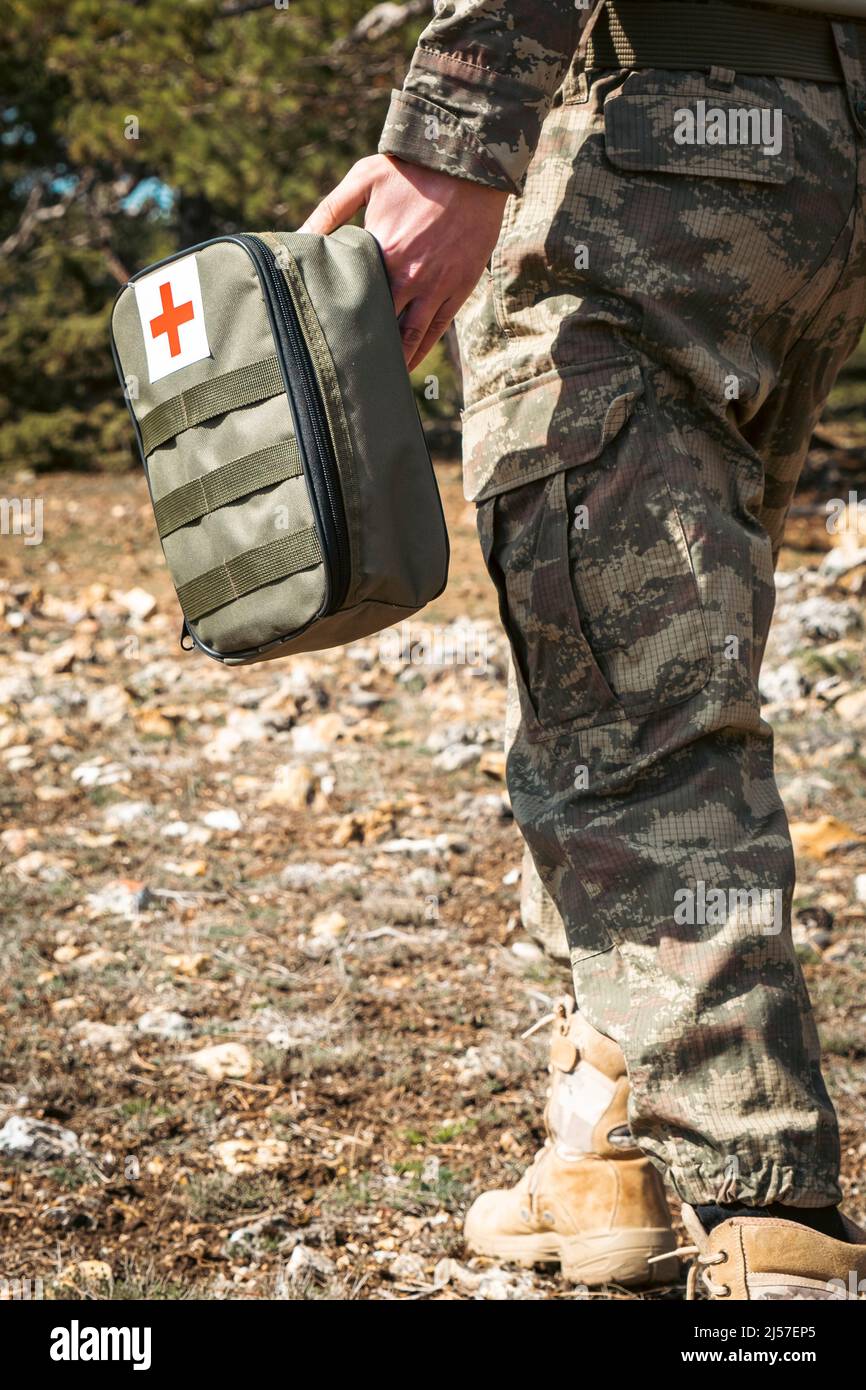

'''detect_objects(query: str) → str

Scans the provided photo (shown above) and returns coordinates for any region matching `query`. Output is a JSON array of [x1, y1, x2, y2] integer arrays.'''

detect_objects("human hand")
[[300, 154, 508, 371]]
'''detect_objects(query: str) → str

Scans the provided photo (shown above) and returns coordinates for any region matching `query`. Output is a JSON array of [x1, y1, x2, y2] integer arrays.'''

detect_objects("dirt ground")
[[1, 456, 866, 1301]]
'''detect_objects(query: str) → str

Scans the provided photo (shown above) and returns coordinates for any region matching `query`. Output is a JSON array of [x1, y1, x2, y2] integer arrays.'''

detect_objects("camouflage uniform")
[[380, 3, 866, 1206]]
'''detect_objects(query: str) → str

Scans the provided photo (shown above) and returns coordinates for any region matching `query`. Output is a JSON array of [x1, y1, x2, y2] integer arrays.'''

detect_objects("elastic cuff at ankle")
[[666, 1159, 842, 1209]]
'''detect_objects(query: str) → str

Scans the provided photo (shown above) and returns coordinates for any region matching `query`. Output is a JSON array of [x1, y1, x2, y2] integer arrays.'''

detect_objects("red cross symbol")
[[149, 281, 194, 357]]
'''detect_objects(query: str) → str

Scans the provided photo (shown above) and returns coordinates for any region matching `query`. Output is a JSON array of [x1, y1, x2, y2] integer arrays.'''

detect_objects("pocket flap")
[[604, 91, 794, 184], [462, 357, 645, 502]]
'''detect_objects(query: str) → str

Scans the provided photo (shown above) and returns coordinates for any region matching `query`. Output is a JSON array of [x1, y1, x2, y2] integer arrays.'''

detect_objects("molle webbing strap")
[[587, 1, 843, 82], [140, 356, 284, 456], [153, 438, 303, 538], [176, 527, 322, 622]]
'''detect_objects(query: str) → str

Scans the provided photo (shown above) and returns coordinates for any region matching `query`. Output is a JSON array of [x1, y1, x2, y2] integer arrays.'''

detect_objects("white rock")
[[779, 774, 834, 814], [781, 596, 861, 648], [116, 587, 157, 620], [435, 833, 470, 854], [162, 820, 190, 838], [819, 546, 866, 579], [68, 1021, 132, 1054], [286, 1244, 335, 1283], [227, 1214, 292, 1248], [0, 1115, 81, 1160], [280, 861, 325, 889], [85, 880, 155, 918], [5, 746, 34, 772], [759, 661, 808, 705], [834, 688, 866, 726], [70, 947, 125, 972], [432, 1257, 540, 1300], [387, 1252, 428, 1282], [0, 827, 39, 855], [502, 867, 521, 886], [0, 675, 35, 704], [420, 1155, 440, 1186], [290, 713, 345, 753], [261, 765, 315, 810], [185, 1042, 253, 1081], [202, 711, 269, 762], [6, 850, 70, 882], [311, 910, 348, 942], [433, 1256, 465, 1289], [281, 860, 361, 889], [136, 1009, 190, 1039], [213, 1138, 289, 1175], [202, 809, 241, 832], [86, 685, 132, 727], [380, 837, 440, 856], [454, 1043, 516, 1085], [511, 940, 544, 964], [327, 862, 362, 881], [470, 793, 512, 821], [103, 800, 152, 828], [424, 722, 473, 753], [379, 833, 468, 857], [71, 759, 131, 788], [854, 874, 866, 905], [406, 866, 445, 893], [432, 743, 483, 772], [476, 1270, 540, 1300]]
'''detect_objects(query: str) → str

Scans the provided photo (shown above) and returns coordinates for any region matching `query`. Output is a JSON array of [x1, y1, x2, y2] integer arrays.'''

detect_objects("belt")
[[585, 1, 845, 82]]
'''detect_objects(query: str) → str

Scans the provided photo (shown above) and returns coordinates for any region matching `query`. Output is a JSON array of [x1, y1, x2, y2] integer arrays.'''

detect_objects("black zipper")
[[236, 233, 350, 614]]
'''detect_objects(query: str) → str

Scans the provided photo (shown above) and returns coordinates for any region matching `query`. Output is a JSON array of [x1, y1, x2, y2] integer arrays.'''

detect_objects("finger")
[[299, 164, 370, 234], [389, 275, 416, 318], [396, 298, 436, 368], [407, 299, 459, 372]]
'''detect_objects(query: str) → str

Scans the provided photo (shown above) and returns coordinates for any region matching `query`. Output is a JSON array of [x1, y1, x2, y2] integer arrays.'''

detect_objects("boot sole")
[[464, 1225, 680, 1288]]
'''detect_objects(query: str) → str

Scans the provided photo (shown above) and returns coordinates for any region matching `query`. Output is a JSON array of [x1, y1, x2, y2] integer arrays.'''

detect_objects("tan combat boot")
[[464, 998, 679, 1286], [679, 1204, 866, 1299]]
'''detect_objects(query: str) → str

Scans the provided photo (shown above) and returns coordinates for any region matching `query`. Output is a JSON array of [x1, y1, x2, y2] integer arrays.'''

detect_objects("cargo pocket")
[[602, 81, 795, 185], [480, 468, 623, 739], [563, 391, 712, 718], [478, 373, 712, 742]]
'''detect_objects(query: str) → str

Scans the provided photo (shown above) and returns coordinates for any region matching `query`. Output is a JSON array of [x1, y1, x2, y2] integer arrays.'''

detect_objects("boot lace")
[[652, 1245, 729, 1299]]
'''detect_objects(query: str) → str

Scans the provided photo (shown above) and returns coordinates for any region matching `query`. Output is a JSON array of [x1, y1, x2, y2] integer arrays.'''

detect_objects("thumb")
[[298, 163, 370, 234]]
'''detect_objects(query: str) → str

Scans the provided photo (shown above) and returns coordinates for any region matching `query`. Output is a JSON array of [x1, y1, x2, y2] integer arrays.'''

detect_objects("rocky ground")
[[1, 451, 866, 1302]]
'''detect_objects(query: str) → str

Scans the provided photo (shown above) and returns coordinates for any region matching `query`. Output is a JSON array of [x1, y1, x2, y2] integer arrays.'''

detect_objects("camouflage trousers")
[[457, 31, 866, 1207]]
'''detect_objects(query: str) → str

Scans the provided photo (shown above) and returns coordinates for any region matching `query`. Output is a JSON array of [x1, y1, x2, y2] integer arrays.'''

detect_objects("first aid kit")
[[110, 228, 449, 664]]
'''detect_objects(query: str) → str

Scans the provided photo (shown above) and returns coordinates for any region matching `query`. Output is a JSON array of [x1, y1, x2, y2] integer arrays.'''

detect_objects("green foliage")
[[1, 0, 459, 474]]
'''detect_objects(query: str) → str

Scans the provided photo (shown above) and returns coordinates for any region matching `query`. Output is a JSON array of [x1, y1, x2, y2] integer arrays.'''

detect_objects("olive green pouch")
[[110, 228, 449, 664]]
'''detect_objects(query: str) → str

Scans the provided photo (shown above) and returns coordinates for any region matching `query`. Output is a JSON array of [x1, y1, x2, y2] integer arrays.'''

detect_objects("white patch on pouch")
[[134, 254, 211, 384]]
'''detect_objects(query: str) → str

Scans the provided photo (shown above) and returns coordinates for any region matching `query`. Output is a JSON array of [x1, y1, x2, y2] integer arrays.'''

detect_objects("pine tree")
[[1, 0, 457, 474]]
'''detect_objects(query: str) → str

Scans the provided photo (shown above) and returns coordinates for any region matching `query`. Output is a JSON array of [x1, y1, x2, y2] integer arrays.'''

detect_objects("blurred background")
[[0, 0, 461, 479], [2, 0, 866, 1304]]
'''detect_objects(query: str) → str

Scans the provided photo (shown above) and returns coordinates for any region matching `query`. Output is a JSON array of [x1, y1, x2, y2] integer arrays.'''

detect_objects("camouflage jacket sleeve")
[[378, 2, 588, 195]]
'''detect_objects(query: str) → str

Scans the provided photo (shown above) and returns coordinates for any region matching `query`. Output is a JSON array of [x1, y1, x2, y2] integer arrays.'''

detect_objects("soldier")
[[304, 1, 866, 1298]]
